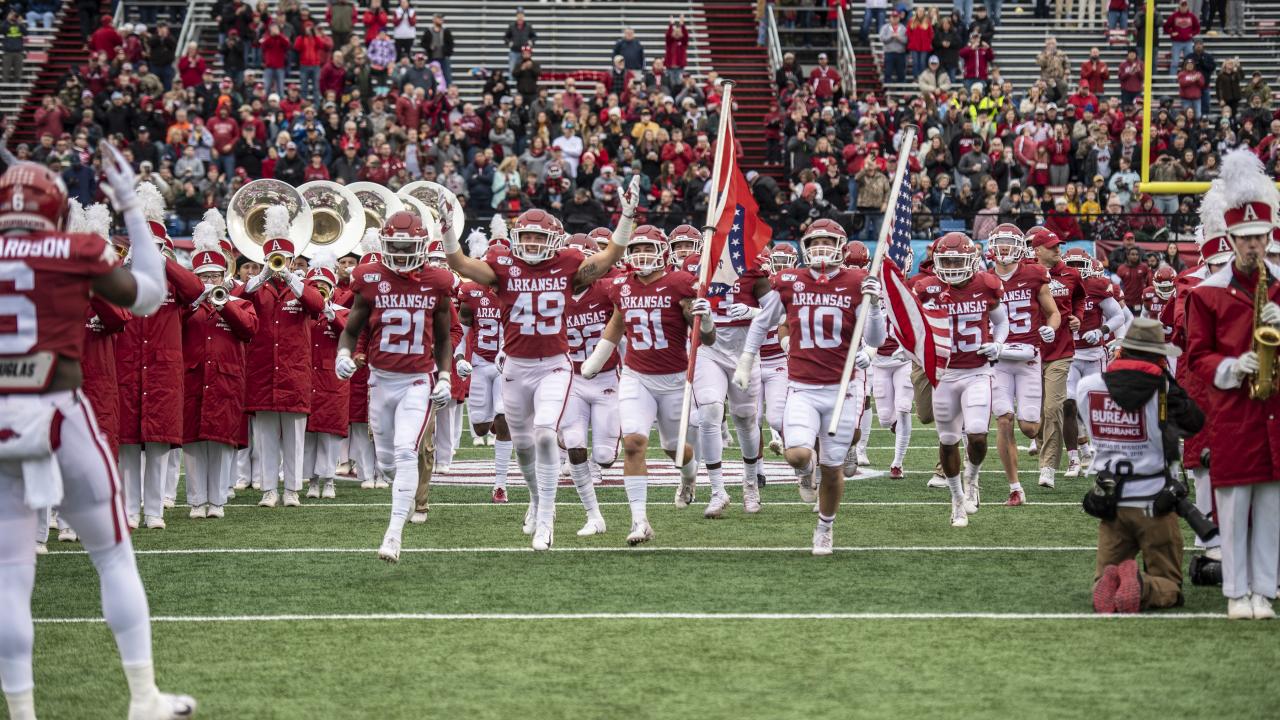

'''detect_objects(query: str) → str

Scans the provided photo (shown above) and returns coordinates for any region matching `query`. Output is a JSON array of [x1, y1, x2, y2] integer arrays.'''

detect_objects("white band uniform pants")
[[1214, 482, 1280, 600], [303, 432, 342, 480], [119, 443, 171, 520], [253, 411, 307, 493], [183, 441, 233, 508]]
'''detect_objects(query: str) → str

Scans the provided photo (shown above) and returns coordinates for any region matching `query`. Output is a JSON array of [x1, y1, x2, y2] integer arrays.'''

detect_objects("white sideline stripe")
[[43, 545, 1104, 556], [32, 611, 1226, 623], [191, 501, 1083, 508]]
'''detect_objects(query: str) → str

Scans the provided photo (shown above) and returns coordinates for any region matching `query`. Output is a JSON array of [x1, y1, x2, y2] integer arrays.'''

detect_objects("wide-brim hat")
[[1120, 317, 1181, 358]]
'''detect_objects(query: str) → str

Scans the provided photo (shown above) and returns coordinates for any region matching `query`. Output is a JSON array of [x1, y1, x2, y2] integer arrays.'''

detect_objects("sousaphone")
[[346, 181, 404, 237], [227, 179, 314, 264], [298, 180, 364, 258], [400, 180, 464, 237]]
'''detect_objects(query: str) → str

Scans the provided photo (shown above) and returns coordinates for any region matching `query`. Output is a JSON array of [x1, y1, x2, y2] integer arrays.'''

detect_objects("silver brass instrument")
[[298, 180, 364, 258], [208, 285, 229, 308], [400, 180, 464, 236], [227, 179, 314, 264], [346, 182, 404, 237], [1250, 258, 1280, 401]]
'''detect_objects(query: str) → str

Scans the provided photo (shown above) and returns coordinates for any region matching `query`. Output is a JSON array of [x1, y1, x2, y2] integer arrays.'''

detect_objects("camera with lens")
[[1082, 474, 1117, 520], [1153, 476, 1219, 542]]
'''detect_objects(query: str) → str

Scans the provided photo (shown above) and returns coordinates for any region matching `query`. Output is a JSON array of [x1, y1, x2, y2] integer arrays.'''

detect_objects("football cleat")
[[1092, 564, 1120, 614], [258, 490, 278, 508], [1038, 467, 1056, 489], [1005, 489, 1026, 506], [963, 475, 980, 515], [472, 435, 486, 446], [434, 463, 451, 474], [626, 520, 655, 546], [360, 478, 376, 490], [1079, 442, 1094, 464], [576, 514, 607, 536], [703, 492, 731, 519], [1252, 593, 1276, 620], [57, 527, 78, 542], [188, 505, 207, 520], [889, 466, 904, 479], [409, 511, 428, 524], [522, 506, 537, 535], [742, 479, 762, 514], [127, 690, 197, 720], [377, 533, 402, 563], [144, 516, 166, 530], [306, 482, 321, 499], [812, 524, 834, 556], [1113, 559, 1142, 614], [675, 475, 696, 508], [322, 481, 336, 499], [486, 435, 496, 446], [206, 505, 225, 519], [927, 473, 949, 489], [282, 490, 301, 507], [491, 486, 508, 504], [128, 514, 141, 529], [843, 447, 859, 479], [757, 473, 767, 489], [797, 470, 817, 503], [532, 522, 554, 551], [1064, 457, 1082, 478], [949, 497, 969, 528]]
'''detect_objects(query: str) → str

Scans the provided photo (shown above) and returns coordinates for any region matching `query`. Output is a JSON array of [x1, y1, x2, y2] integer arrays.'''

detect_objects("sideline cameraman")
[[1077, 318, 1205, 614]]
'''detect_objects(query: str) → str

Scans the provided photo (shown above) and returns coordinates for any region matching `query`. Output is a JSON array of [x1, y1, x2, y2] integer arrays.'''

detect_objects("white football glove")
[[726, 302, 760, 321], [98, 140, 139, 212], [620, 175, 641, 218], [690, 298, 711, 317], [861, 275, 882, 298], [977, 342, 1003, 361], [1262, 302, 1280, 328], [1082, 329, 1104, 345], [430, 376, 452, 408], [438, 193, 460, 253], [335, 348, 357, 380], [854, 350, 871, 370], [455, 357, 473, 379], [1038, 326, 1056, 344], [732, 352, 756, 391], [1234, 351, 1261, 377], [779, 335, 790, 354], [891, 347, 909, 363]]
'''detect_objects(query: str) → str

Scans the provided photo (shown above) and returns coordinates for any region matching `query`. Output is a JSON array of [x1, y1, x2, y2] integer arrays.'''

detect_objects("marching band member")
[[1184, 150, 1280, 619], [233, 254, 263, 493], [237, 205, 326, 509], [181, 211, 258, 519], [302, 252, 349, 500], [116, 182, 204, 529]]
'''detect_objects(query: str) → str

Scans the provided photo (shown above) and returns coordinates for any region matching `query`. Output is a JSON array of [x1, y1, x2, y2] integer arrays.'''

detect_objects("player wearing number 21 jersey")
[[735, 220, 885, 556], [580, 225, 714, 546], [338, 212, 455, 563], [442, 179, 640, 551], [916, 231, 1008, 530], [987, 224, 1060, 507]]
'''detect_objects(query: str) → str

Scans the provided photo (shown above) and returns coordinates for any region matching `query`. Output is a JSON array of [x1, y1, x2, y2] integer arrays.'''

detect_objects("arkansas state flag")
[[705, 118, 772, 294]]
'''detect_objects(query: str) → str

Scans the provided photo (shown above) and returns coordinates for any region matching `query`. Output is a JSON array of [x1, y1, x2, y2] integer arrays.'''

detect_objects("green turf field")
[[26, 425, 1280, 719]]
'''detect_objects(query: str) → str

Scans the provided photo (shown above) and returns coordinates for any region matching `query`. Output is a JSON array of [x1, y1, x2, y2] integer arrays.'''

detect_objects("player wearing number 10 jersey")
[[338, 211, 455, 563], [734, 220, 885, 556], [441, 179, 639, 551]]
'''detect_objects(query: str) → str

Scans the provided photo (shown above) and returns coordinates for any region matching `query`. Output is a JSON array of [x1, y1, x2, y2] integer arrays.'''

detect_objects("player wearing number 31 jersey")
[[441, 179, 640, 551], [338, 211, 455, 563]]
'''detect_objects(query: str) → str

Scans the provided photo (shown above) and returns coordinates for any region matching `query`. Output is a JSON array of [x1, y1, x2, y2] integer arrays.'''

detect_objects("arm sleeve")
[[121, 206, 167, 316], [863, 296, 887, 348], [988, 302, 1009, 343], [1184, 289, 1239, 390], [1099, 296, 1126, 335], [89, 296, 131, 332], [743, 290, 783, 356]]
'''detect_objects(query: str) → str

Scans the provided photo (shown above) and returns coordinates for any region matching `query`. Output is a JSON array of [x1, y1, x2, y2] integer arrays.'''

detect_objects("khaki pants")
[[910, 363, 934, 425], [1095, 508, 1184, 609], [414, 414, 437, 514], [1039, 358, 1070, 471]]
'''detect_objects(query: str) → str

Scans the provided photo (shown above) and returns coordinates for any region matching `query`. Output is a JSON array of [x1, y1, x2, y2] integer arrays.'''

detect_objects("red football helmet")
[[1063, 248, 1095, 278], [0, 162, 69, 232], [669, 224, 702, 263], [1152, 266, 1176, 299], [988, 223, 1025, 264], [565, 232, 596, 256], [769, 243, 799, 270], [843, 240, 870, 268], [511, 209, 563, 263], [587, 227, 613, 251], [800, 219, 847, 270], [625, 225, 668, 273], [380, 210, 429, 272], [934, 231, 977, 285]]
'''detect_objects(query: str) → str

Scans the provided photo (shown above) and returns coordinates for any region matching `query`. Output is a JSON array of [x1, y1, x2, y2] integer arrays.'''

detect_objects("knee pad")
[[697, 401, 725, 429], [87, 539, 133, 574], [939, 431, 961, 445], [392, 447, 417, 467], [592, 446, 618, 467], [533, 427, 559, 456]]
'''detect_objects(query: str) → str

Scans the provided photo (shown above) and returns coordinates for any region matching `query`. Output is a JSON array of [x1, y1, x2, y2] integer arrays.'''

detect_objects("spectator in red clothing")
[[303, 152, 331, 182], [906, 7, 934, 77], [957, 33, 994, 90], [207, 104, 240, 178], [295, 22, 333, 108], [1113, 245, 1152, 310], [1176, 58, 1206, 119], [809, 52, 841, 102], [1117, 48, 1143, 107], [1067, 81, 1100, 121], [177, 41, 207, 90], [363, 0, 389, 43], [1078, 47, 1109, 95], [664, 16, 689, 89], [1163, 0, 1200, 76], [319, 50, 347, 102], [395, 84, 422, 130], [660, 127, 695, 176], [33, 96, 68, 140], [1045, 195, 1083, 240], [1046, 124, 1072, 187], [88, 14, 122, 56]]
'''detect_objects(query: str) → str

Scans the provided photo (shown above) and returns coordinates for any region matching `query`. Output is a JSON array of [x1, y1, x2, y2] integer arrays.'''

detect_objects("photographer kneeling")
[[1076, 318, 1209, 614]]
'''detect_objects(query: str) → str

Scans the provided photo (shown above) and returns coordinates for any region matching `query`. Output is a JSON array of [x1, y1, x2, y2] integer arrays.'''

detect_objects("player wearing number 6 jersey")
[[733, 220, 885, 556], [580, 225, 713, 545], [915, 232, 1008, 529], [441, 179, 639, 551], [987, 224, 1060, 506], [337, 211, 454, 563]]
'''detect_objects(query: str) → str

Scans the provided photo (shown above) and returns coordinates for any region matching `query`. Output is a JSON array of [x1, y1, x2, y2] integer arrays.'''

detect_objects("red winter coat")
[[89, 17, 122, 56], [261, 33, 291, 70], [178, 54, 208, 89], [306, 307, 350, 436], [117, 260, 205, 446], [83, 298, 130, 457], [664, 23, 689, 68], [237, 277, 326, 414], [1170, 265, 1210, 470], [181, 297, 258, 446]]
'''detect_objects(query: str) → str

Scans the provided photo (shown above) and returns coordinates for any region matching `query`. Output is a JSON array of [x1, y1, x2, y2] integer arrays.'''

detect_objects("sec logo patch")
[[620, 284, 632, 296], [378, 281, 391, 293], [510, 266, 522, 277], [794, 281, 805, 292]]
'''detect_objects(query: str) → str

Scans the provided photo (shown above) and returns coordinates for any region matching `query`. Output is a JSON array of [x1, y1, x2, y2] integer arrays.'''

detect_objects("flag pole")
[[827, 124, 917, 436], [675, 78, 735, 469]]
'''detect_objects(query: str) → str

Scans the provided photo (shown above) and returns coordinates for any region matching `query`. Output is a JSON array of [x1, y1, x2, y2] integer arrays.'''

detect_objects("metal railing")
[[765, 3, 783, 77], [175, 1, 202, 63], [835, 6, 858, 101]]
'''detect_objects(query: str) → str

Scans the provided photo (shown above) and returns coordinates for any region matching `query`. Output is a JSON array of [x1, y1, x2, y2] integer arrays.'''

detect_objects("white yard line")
[[43, 545, 1109, 556], [190, 500, 1082, 508], [32, 611, 1226, 623]]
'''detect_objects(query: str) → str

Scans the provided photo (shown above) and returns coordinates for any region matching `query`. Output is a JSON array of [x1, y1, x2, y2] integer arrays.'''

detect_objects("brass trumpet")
[[317, 283, 332, 302], [1250, 258, 1280, 401], [267, 253, 290, 273], [208, 285, 229, 308]]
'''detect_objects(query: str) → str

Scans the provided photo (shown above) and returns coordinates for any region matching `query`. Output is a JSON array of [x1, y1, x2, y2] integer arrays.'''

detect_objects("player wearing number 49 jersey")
[[0, 150, 198, 719], [338, 212, 455, 563], [442, 179, 640, 551], [734, 220, 886, 556]]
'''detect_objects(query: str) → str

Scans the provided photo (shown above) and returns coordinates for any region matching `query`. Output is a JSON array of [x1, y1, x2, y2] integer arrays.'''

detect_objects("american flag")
[[880, 168, 951, 386]]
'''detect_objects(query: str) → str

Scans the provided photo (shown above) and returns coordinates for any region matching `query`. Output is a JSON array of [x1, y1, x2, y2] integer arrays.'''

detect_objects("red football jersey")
[[0, 232, 118, 381], [773, 267, 873, 384], [484, 247, 584, 359], [678, 253, 767, 327], [994, 262, 1050, 345], [1041, 262, 1085, 362], [1073, 275, 1114, 349], [1141, 287, 1174, 343], [350, 262, 456, 374], [457, 281, 503, 362], [916, 271, 1004, 370], [566, 279, 619, 374], [606, 269, 697, 375]]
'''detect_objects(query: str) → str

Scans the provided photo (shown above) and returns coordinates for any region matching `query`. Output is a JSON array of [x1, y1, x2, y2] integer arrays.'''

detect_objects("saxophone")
[[1250, 258, 1280, 401]]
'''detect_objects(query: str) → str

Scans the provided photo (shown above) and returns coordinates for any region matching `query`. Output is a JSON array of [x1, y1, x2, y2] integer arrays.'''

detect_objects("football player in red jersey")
[[302, 257, 350, 501], [560, 233, 618, 535], [457, 270, 511, 502], [580, 225, 713, 545], [0, 146, 198, 719], [1061, 249, 1127, 479], [733, 220, 884, 555], [841, 240, 875, 474], [337, 211, 455, 563], [759, 244, 796, 458], [1141, 266, 1178, 373], [916, 232, 1009, 528], [987, 224, 1060, 506], [868, 247, 914, 479], [440, 180, 639, 551]]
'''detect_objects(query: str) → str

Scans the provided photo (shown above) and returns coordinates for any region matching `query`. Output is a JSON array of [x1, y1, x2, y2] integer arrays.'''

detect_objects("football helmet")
[[1153, 266, 1176, 300], [1063, 248, 1095, 278], [626, 225, 669, 273], [511, 209, 564, 263], [770, 243, 799, 270], [379, 210, 428, 273], [933, 231, 977, 285], [588, 227, 613, 253], [988, 223, 1025, 264], [0, 162, 70, 232], [843, 240, 870, 268], [669, 224, 703, 264], [800, 219, 847, 270], [565, 232, 597, 256]]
